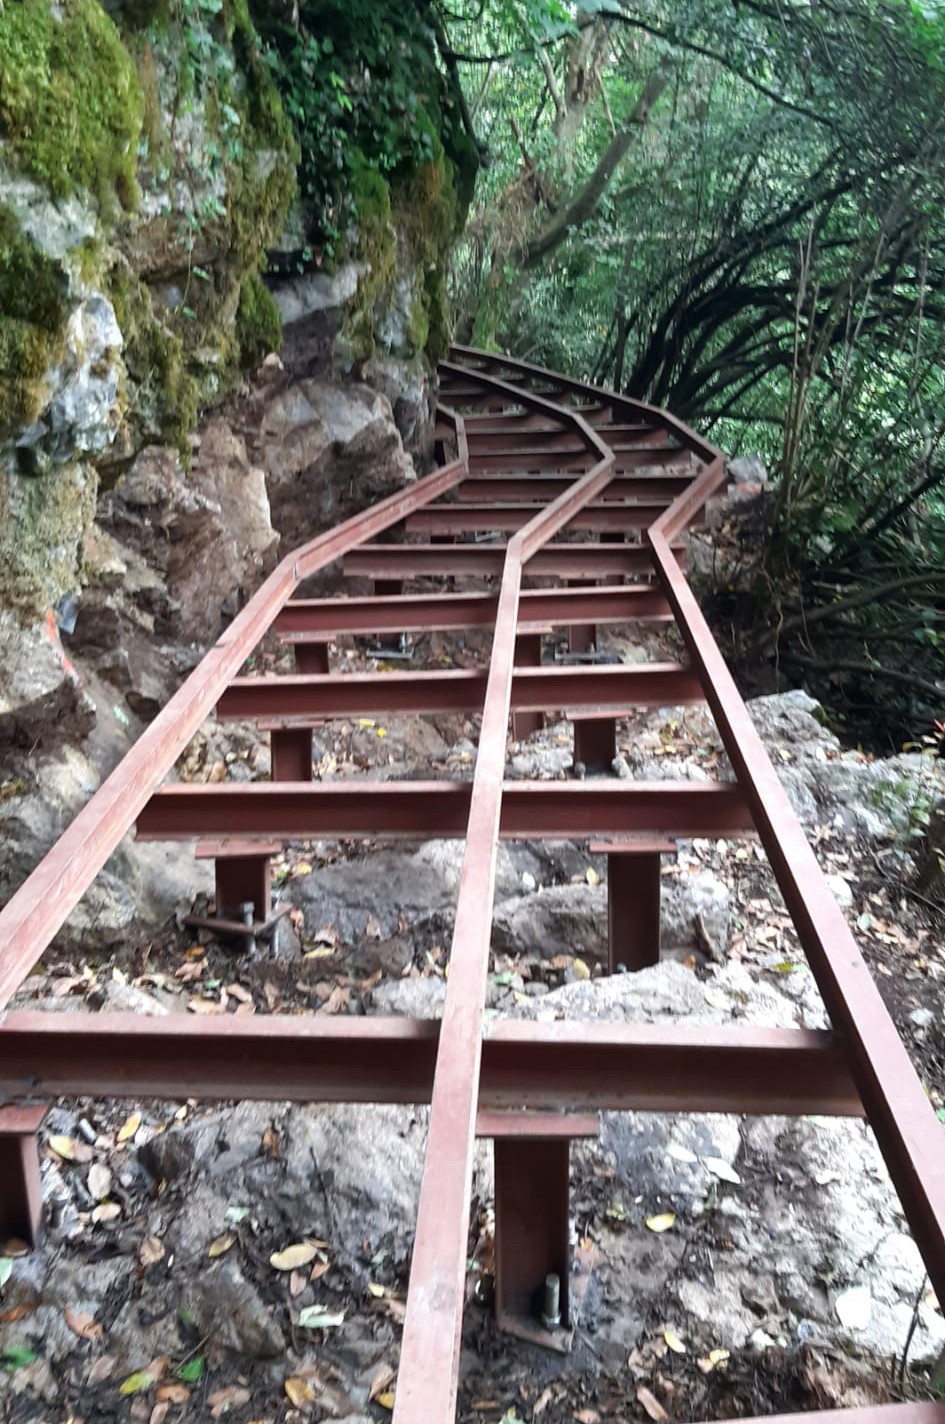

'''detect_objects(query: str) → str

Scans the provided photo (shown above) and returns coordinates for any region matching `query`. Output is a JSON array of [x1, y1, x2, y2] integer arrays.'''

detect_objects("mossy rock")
[[236, 269, 282, 368], [0, 208, 69, 434], [108, 263, 198, 462], [0, 0, 143, 215]]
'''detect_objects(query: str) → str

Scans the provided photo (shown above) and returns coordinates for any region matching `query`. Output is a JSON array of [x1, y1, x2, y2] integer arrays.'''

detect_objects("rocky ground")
[[2, 605, 945, 1424]]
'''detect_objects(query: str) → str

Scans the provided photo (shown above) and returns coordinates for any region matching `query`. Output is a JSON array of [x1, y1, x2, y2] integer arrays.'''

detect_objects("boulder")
[[0, 610, 94, 747], [248, 377, 415, 542]]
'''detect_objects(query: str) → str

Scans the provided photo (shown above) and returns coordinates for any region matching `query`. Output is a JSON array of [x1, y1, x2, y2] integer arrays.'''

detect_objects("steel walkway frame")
[[0, 345, 943, 1424]]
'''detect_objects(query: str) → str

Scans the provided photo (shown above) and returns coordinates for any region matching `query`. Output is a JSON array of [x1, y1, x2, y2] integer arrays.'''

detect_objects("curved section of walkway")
[[0, 348, 942, 1424]]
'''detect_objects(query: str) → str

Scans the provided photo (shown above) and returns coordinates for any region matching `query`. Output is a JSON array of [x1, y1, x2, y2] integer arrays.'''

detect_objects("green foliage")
[[0, 210, 69, 434], [252, 0, 476, 257], [448, 0, 945, 741], [0, 0, 143, 214], [236, 270, 282, 367]]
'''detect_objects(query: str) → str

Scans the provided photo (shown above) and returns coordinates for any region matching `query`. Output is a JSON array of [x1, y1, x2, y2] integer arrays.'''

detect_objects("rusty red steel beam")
[[393, 374, 616, 1424], [467, 446, 690, 472], [404, 501, 675, 534], [690, 1409, 945, 1424], [343, 543, 677, 579], [273, 585, 673, 638], [457, 475, 690, 502], [449, 345, 721, 465], [647, 506, 945, 1306], [464, 425, 665, 450], [134, 780, 754, 842], [0, 449, 468, 1013], [446, 349, 945, 1398], [0, 1013, 860, 1117], [215, 663, 705, 720]]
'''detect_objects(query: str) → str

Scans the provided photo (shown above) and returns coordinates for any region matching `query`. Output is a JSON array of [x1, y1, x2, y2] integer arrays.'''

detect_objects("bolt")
[[541, 1272, 561, 1330], [76, 1117, 97, 1145], [241, 901, 257, 954]]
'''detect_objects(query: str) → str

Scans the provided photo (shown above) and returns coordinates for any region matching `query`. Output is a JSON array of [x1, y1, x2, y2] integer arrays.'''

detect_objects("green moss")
[[0, 209, 69, 434], [110, 265, 199, 461], [236, 270, 282, 368], [342, 155, 397, 362], [109, 0, 171, 28], [424, 269, 452, 363], [0, 0, 143, 215]]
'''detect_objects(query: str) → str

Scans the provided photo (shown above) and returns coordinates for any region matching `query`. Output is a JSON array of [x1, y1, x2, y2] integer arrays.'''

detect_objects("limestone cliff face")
[[0, 0, 475, 738], [0, 1, 473, 607]]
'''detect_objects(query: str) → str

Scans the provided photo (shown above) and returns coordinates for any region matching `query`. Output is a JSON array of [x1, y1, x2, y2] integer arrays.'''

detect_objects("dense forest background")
[[438, 0, 945, 747]]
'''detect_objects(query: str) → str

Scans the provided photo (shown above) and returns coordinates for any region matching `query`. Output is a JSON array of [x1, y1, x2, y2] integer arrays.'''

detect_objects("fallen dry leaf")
[[0, 1304, 35, 1324], [208, 1385, 251, 1417], [86, 1354, 117, 1385], [697, 1347, 730, 1374], [270, 1241, 318, 1271], [156, 1383, 190, 1404], [48, 1135, 93, 1165], [117, 1112, 142, 1144], [370, 1365, 396, 1402], [645, 1212, 676, 1234], [139, 1235, 165, 1267], [285, 1376, 315, 1406], [87, 1162, 112, 1201], [207, 1233, 236, 1259], [636, 1386, 668, 1423], [188, 996, 226, 1015], [663, 1327, 686, 1354], [64, 1307, 104, 1341], [92, 1201, 122, 1224]]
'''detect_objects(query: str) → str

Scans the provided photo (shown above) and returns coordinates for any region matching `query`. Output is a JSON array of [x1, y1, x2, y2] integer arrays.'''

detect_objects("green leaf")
[[298, 1306, 345, 1329], [177, 1355, 205, 1382], [0, 1258, 12, 1291], [119, 1370, 154, 1395], [1, 1347, 37, 1371]]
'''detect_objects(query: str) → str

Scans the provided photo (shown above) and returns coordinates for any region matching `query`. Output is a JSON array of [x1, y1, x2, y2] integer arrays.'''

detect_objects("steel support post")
[[0, 1103, 46, 1245], [214, 854, 273, 921], [270, 726, 314, 782], [293, 639, 330, 675], [512, 631, 543, 741], [494, 1137, 571, 1331], [567, 579, 596, 654], [481, 1111, 599, 1345], [605, 848, 664, 972], [573, 715, 616, 771]]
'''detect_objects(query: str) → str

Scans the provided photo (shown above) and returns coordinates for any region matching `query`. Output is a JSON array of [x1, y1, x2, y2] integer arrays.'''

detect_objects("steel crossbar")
[[0, 346, 942, 1424]]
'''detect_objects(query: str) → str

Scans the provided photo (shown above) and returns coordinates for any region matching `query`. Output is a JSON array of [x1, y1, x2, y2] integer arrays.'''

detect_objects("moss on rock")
[[236, 269, 282, 368], [109, 263, 198, 462], [341, 156, 397, 363], [0, 209, 69, 434], [0, 0, 143, 215]]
